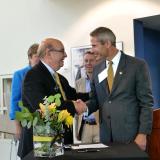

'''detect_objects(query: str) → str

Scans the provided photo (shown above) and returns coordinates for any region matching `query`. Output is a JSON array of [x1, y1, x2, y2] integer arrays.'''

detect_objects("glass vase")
[[33, 125, 64, 157]]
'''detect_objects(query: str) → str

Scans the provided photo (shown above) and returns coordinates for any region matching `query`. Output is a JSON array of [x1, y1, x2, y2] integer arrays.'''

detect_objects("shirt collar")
[[41, 60, 56, 76], [84, 73, 90, 80], [106, 50, 121, 65]]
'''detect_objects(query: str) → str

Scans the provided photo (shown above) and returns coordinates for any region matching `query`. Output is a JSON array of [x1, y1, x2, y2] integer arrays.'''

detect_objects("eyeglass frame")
[[48, 47, 66, 54]]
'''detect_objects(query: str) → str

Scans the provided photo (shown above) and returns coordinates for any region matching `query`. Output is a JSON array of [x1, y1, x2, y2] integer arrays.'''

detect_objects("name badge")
[[98, 68, 107, 83]]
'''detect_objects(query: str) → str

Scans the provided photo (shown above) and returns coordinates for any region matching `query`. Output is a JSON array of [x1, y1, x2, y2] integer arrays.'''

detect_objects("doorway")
[[134, 14, 160, 108]]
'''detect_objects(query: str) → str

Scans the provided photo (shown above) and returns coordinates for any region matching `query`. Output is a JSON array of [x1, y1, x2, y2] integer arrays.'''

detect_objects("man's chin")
[[60, 63, 64, 68], [86, 69, 92, 73]]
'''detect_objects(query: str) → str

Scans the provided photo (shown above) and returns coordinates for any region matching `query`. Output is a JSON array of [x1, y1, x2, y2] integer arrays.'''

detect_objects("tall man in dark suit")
[[18, 38, 88, 159], [77, 27, 153, 151]]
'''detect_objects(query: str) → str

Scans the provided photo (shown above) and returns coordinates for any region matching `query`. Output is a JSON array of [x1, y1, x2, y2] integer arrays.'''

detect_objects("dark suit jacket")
[[18, 61, 88, 158], [86, 52, 153, 144]]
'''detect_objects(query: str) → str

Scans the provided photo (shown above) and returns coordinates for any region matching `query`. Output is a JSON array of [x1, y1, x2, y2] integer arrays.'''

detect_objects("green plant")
[[16, 93, 73, 133]]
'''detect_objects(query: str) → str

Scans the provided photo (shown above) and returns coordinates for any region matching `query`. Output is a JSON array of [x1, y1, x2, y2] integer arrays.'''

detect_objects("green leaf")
[[33, 117, 38, 126], [22, 113, 31, 118], [18, 101, 23, 107], [55, 98, 61, 106], [15, 112, 23, 121], [21, 119, 27, 127], [27, 121, 32, 129], [47, 94, 61, 105], [22, 107, 30, 113], [54, 94, 61, 106], [55, 93, 61, 99], [47, 95, 55, 103], [35, 125, 45, 134]]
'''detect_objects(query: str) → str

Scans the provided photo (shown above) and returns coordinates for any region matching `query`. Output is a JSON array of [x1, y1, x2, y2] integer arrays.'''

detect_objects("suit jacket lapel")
[[98, 60, 110, 95], [38, 61, 57, 91], [111, 52, 126, 94]]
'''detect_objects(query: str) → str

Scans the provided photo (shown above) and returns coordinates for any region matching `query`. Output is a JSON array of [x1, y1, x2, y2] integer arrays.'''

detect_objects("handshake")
[[73, 99, 87, 115]]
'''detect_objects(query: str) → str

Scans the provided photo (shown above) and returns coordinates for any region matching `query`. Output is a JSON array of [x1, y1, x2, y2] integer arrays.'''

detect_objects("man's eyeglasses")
[[49, 48, 66, 54]]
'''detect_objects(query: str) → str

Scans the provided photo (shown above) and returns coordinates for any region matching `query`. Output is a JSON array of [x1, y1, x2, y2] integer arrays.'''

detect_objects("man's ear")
[[46, 48, 51, 57], [104, 40, 112, 48]]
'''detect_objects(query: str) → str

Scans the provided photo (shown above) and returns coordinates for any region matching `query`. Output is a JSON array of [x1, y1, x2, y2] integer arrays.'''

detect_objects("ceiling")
[[136, 14, 160, 31]]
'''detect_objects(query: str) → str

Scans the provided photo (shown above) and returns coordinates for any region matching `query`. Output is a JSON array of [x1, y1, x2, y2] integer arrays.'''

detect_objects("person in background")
[[75, 51, 100, 143], [94, 49, 103, 64], [75, 49, 103, 81], [18, 38, 89, 159], [9, 43, 39, 140], [76, 26, 153, 151]]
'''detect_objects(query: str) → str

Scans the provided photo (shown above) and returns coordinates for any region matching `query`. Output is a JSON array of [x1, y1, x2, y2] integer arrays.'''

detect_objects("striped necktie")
[[54, 72, 67, 100], [107, 61, 114, 92]]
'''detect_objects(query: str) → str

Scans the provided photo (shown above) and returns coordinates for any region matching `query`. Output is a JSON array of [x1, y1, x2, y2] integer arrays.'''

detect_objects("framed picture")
[[71, 42, 123, 86], [71, 45, 91, 86]]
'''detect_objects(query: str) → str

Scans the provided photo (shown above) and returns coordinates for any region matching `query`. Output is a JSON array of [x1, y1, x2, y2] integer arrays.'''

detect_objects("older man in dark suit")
[[77, 27, 153, 151], [18, 38, 88, 159]]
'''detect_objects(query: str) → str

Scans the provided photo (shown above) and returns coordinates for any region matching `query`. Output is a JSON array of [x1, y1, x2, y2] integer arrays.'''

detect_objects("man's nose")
[[64, 51, 67, 58], [91, 48, 94, 53]]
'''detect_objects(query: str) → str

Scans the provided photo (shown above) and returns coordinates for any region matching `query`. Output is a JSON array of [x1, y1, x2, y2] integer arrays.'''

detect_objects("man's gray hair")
[[37, 41, 53, 58], [90, 27, 116, 46]]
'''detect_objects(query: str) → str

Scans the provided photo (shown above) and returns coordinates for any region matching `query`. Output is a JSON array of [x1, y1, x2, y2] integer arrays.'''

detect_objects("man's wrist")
[[84, 106, 88, 116]]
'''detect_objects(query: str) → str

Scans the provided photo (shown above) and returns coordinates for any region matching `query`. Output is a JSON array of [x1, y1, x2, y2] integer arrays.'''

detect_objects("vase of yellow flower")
[[33, 124, 64, 157], [16, 93, 73, 158]]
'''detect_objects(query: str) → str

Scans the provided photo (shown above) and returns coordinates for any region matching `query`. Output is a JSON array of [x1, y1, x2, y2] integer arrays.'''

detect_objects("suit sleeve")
[[86, 71, 99, 115], [58, 76, 89, 116], [61, 76, 89, 102], [10, 72, 22, 119], [136, 61, 153, 134]]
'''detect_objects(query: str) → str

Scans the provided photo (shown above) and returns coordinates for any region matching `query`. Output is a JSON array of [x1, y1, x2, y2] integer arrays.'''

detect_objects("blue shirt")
[[9, 65, 31, 120], [83, 76, 95, 122]]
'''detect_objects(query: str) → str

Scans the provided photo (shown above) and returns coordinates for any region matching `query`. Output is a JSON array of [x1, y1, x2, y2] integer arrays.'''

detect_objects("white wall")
[[0, 0, 160, 84], [0, 0, 160, 158], [0, 139, 20, 160]]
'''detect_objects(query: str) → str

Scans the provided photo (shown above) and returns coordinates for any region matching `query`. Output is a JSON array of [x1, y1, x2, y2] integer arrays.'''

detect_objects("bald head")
[[37, 38, 67, 71], [38, 38, 63, 58]]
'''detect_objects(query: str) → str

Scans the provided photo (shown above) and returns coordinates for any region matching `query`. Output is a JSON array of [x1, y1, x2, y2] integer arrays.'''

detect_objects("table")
[[23, 143, 149, 160], [147, 108, 160, 160]]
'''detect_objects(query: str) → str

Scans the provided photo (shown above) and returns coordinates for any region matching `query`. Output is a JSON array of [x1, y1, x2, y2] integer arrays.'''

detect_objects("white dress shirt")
[[106, 50, 121, 77]]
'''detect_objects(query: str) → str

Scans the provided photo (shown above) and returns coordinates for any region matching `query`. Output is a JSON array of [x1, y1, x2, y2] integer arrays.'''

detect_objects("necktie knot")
[[108, 61, 113, 65]]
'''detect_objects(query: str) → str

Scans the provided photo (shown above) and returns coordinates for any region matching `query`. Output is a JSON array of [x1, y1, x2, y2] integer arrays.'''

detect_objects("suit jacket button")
[[108, 101, 112, 104]]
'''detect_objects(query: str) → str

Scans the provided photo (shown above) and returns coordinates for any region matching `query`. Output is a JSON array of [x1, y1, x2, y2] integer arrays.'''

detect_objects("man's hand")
[[73, 99, 87, 115], [134, 133, 147, 151]]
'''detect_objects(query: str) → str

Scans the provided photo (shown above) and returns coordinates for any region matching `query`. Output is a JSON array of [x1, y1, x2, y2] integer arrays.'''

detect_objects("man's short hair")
[[83, 51, 94, 56], [90, 27, 116, 46], [27, 43, 39, 58]]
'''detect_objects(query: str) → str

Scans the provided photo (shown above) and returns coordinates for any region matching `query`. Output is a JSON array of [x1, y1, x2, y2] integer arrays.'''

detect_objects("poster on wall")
[[71, 45, 91, 87], [71, 41, 123, 87]]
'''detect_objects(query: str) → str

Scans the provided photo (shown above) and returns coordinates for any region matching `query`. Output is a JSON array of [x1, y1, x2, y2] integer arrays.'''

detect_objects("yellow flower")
[[65, 115, 73, 128], [17, 94, 73, 132], [48, 103, 56, 112], [39, 103, 45, 113], [58, 109, 70, 122]]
